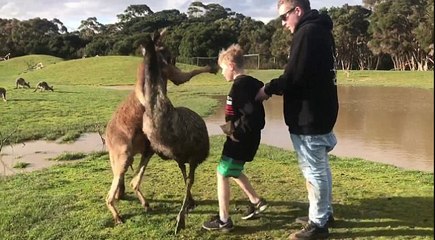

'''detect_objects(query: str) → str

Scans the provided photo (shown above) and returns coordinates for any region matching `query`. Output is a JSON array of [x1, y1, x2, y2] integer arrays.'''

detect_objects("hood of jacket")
[[295, 9, 333, 32]]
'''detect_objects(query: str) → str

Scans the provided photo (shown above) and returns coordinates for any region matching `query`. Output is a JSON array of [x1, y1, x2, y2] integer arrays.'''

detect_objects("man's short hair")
[[277, 0, 311, 11]]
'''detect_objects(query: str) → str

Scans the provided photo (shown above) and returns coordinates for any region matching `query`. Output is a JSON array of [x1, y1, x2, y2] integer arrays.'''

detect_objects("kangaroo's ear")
[[159, 28, 167, 39], [152, 28, 167, 46], [140, 44, 146, 56], [151, 30, 160, 44]]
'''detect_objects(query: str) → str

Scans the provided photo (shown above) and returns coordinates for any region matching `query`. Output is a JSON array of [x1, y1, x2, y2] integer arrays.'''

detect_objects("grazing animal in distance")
[[15, 77, 30, 89], [105, 30, 217, 232], [0, 87, 6, 102], [34, 81, 54, 92]]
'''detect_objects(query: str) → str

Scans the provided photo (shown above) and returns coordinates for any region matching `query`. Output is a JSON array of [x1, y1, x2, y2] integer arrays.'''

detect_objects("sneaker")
[[241, 198, 268, 220], [289, 222, 329, 240], [202, 215, 234, 232], [295, 215, 335, 227]]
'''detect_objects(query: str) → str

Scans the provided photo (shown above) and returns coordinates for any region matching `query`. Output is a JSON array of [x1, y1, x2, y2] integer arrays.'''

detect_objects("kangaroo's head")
[[141, 31, 164, 88], [139, 29, 173, 67]]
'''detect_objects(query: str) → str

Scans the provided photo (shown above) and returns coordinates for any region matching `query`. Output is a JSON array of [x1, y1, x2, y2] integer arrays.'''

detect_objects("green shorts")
[[217, 155, 245, 178]]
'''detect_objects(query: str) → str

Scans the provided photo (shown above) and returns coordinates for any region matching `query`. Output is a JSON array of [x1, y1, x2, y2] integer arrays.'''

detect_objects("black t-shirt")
[[222, 75, 265, 162]]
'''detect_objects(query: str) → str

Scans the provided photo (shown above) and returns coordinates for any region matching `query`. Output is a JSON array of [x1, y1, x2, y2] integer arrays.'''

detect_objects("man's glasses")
[[280, 7, 296, 21]]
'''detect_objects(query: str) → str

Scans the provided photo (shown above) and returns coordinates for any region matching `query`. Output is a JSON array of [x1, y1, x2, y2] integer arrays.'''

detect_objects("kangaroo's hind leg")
[[130, 148, 154, 211], [106, 150, 132, 224]]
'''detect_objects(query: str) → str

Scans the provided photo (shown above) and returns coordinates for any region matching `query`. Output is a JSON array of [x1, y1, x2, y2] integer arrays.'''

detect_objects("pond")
[[206, 86, 434, 172], [1, 86, 433, 176]]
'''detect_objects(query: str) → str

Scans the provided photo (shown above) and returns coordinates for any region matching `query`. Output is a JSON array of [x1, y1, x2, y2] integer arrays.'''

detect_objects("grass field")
[[0, 55, 434, 239]]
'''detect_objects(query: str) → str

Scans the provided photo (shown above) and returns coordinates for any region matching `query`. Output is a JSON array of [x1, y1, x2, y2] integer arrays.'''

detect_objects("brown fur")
[[15, 77, 30, 89], [0, 87, 6, 102], [140, 32, 210, 233], [34, 81, 54, 92], [105, 35, 217, 227]]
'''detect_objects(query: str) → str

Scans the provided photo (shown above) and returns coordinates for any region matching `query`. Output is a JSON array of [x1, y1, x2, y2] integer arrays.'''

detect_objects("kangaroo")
[[105, 30, 218, 230], [34, 81, 54, 92], [0, 87, 6, 102], [15, 78, 30, 89]]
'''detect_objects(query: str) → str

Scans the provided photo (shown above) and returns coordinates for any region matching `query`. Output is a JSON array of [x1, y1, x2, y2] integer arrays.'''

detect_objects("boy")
[[202, 44, 267, 232]]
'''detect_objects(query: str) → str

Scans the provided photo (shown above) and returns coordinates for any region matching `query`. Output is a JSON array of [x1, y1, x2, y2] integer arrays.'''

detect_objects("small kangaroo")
[[15, 77, 31, 89], [0, 87, 6, 102], [34, 81, 54, 92]]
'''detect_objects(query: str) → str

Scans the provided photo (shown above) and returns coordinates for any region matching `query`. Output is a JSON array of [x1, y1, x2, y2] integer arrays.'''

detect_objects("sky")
[[0, 0, 363, 31]]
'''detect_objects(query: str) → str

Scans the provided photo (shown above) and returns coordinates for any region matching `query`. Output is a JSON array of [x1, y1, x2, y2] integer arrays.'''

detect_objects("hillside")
[[0, 55, 64, 85]]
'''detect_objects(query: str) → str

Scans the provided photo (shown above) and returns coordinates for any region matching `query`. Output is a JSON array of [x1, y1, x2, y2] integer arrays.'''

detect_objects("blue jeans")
[[290, 132, 337, 228]]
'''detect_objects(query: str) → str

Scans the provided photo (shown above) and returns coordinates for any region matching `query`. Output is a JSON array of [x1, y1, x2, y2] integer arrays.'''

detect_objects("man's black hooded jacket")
[[264, 10, 339, 135]]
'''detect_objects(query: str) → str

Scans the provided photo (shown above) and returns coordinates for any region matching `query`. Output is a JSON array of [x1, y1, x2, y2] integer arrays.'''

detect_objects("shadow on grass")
[[51, 90, 80, 94], [6, 98, 52, 102], [330, 196, 434, 239], [115, 196, 434, 238]]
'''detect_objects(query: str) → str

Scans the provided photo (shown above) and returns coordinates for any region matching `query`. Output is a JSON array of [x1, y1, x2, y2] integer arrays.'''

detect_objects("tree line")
[[0, 0, 433, 71]]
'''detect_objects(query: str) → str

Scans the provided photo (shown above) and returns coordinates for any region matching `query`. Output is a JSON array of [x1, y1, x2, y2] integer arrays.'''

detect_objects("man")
[[256, 0, 339, 239]]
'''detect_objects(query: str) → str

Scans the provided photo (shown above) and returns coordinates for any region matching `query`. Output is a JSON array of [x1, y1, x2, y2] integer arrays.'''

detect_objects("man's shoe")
[[241, 198, 268, 220], [289, 222, 329, 240], [295, 215, 335, 227], [202, 216, 234, 232]]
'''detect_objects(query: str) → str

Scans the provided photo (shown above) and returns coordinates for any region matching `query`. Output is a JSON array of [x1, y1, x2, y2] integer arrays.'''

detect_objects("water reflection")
[[0, 133, 105, 176], [207, 86, 434, 172]]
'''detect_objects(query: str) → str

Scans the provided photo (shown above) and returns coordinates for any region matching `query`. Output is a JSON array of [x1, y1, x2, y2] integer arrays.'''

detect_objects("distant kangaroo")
[[15, 77, 30, 89], [0, 87, 6, 102], [34, 81, 54, 92]]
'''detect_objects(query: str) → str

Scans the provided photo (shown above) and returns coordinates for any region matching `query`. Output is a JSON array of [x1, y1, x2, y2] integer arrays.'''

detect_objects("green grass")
[[0, 136, 433, 239], [50, 152, 88, 161], [0, 55, 64, 82], [245, 69, 434, 89], [0, 55, 433, 239], [12, 162, 30, 169]]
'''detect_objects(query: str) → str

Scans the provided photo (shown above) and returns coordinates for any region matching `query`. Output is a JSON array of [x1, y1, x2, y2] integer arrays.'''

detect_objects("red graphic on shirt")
[[225, 96, 234, 117]]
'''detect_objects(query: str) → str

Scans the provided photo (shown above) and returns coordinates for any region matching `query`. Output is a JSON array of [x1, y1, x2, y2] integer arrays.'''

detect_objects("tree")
[[187, 1, 206, 18], [368, 0, 431, 70], [117, 5, 153, 23], [413, 0, 434, 69], [78, 17, 105, 41], [187, 2, 231, 22], [178, 22, 237, 59], [328, 5, 373, 70], [269, 19, 292, 68]]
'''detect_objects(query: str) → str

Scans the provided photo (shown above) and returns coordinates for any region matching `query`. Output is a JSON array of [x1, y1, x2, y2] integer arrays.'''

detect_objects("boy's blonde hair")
[[218, 44, 244, 69]]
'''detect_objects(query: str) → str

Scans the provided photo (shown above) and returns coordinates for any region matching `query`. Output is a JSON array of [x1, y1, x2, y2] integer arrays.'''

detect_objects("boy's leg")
[[234, 172, 268, 220], [233, 173, 260, 204], [217, 171, 230, 222], [202, 156, 241, 231]]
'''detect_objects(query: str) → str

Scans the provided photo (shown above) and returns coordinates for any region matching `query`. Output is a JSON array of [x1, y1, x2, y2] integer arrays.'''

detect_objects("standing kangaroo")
[[138, 31, 210, 233], [0, 87, 6, 102], [34, 81, 54, 92], [15, 77, 30, 88], [105, 30, 218, 229]]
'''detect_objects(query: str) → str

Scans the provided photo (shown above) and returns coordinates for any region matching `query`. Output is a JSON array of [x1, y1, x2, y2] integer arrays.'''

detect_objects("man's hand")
[[255, 86, 271, 101]]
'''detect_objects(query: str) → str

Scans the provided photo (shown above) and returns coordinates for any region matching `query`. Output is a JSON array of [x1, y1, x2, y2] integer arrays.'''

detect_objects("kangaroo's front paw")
[[208, 64, 219, 74]]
